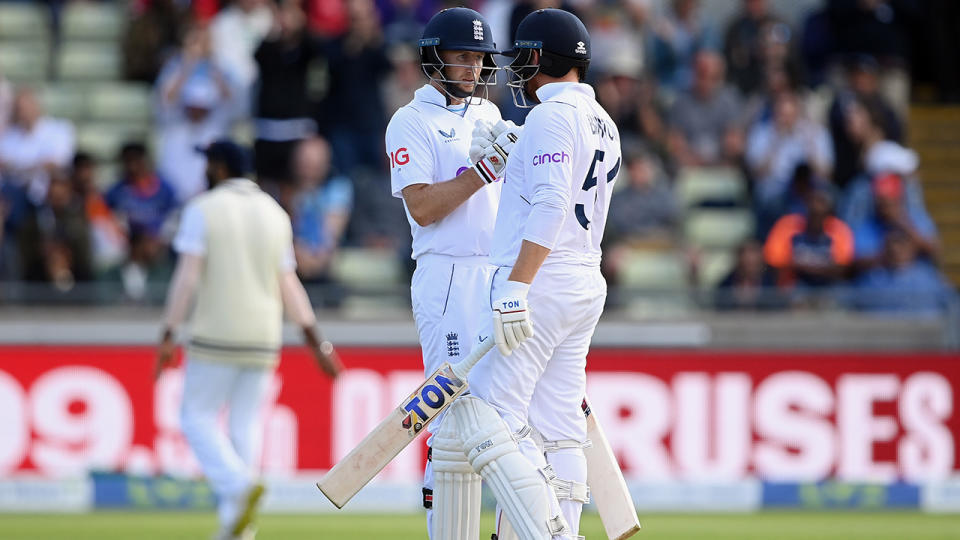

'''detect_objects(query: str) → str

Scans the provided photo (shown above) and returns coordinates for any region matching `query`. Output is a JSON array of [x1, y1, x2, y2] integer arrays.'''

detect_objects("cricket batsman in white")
[[444, 9, 623, 540], [384, 7, 523, 540], [155, 140, 342, 540]]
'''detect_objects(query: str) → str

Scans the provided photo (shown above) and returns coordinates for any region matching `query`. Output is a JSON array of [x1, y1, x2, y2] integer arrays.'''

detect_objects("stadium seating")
[[619, 248, 688, 291], [684, 208, 755, 249], [87, 83, 153, 123], [57, 44, 121, 81], [76, 123, 149, 162], [0, 3, 49, 40], [39, 84, 88, 121], [330, 248, 404, 290], [0, 46, 48, 83], [676, 167, 747, 208], [62, 3, 125, 42]]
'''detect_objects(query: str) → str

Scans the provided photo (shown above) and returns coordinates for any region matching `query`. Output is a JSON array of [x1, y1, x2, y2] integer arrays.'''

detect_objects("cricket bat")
[[583, 397, 642, 540], [317, 338, 494, 508]]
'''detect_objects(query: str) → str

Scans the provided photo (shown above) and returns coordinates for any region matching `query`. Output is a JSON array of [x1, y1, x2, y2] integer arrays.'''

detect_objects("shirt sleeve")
[[385, 108, 436, 199], [280, 243, 296, 271], [828, 218, 855, 265], [172, 202, 206, 255], [764, 215, 802, 268], [521, 103, 577, 250]]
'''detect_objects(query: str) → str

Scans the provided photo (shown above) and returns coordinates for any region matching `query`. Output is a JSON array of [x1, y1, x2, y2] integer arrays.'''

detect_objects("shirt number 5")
[[574, 149, 620, 230]]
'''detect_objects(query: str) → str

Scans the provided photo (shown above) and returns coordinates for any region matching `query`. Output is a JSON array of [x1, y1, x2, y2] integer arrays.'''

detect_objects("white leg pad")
[[449, 396, 571, 540], [431, 418, 482, 540], [543, 443, 590, 537]]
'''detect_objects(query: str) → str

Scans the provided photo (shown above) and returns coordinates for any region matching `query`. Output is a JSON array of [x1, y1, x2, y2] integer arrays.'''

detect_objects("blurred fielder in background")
[[448, 8, 623, 540], [155, 139, 342, 540], [383, 7, 520, 540]]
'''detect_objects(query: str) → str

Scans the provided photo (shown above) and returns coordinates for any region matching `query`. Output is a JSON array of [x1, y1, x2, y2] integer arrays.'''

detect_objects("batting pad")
[[431, 418, 482, 540], [449, 396, 571, 540]]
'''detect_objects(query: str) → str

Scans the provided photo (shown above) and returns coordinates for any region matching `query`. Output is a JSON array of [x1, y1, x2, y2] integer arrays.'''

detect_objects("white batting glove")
[[492, 280, 534, 356], [472, 119, 496, 144], [485, 120, 521, 158], [471, 136, 508, 184]]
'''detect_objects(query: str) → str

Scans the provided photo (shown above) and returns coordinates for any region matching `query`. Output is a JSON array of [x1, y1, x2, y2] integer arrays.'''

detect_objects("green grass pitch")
[[1, 512, 959, 540]]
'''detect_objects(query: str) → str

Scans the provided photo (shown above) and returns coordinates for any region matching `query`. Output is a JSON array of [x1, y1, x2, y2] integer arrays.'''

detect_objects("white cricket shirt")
[[490, 82, 622, 268], [386, 84, 503, 260]]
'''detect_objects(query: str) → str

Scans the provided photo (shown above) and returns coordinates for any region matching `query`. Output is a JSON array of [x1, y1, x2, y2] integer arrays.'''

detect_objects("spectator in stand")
[[799, 4, 835, 89], [746, 90, 833, 209], [254, 0, 325, 204], [829, 55, 903, 189], [589, 0, 648, 83], [602, 148, 681, 291], [724, 0, 786, 95], [827, 0, 920, 117], [307, 0, 349, 37], [0, 88, 75, 206], [667, 50, 744, 167], [317, 0, 392, 173], [649, 0, 719, 91], [838, 97, 935, 249], [18, 175, 91, 292], [210, 0, 273, 110], [853, 230, 956, 316], [70, 153, 127, 276], [764, 187, 854, 294], [106, 143, 178, 246], [596, 66, 670, 164], [848, 172, 939, 273], [106, 143, 179, 300], [123, 0, 194, 83], [381, 43, 422, 115], [290, 137, 352, 286], [757, 162, 830, 238], [714, 239, 783, 311], [606, 147, 680, 247], [379, 0, 435, 46], [155, 24, 238, 203]]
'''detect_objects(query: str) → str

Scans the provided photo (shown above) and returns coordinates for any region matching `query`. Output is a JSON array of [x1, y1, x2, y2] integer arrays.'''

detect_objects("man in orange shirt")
[[764, 187, 854, 289]]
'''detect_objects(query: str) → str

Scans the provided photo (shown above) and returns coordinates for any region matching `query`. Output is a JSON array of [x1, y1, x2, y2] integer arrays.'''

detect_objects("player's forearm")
[[279, 270, 318, 328], [161, 255, 202, 332], [402, 170, 486, 226], [508, 240, 551, 284]]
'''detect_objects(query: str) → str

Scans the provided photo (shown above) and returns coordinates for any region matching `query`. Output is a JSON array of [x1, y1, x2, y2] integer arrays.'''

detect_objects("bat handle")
[[450, 338, 494, 381]]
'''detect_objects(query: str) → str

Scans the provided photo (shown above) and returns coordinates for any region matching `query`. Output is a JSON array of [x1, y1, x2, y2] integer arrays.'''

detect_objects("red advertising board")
[[0, 346, 957, 483]]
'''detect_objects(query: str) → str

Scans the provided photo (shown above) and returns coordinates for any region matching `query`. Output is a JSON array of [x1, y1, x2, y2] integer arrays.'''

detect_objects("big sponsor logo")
[[390, 147, 410, 168], [400, 365, 464, 436], [1, 347, 958, 487], [532, 150, 570, 166]]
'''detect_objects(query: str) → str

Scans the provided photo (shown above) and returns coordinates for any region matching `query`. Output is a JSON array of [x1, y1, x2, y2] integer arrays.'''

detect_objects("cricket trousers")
[[469, 263, 607, 536], [410, 253, 495, 540], [180, 357, 271, 527]]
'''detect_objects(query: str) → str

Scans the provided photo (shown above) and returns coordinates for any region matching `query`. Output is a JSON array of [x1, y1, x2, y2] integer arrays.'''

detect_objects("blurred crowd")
[[0, 0, 957, 317]]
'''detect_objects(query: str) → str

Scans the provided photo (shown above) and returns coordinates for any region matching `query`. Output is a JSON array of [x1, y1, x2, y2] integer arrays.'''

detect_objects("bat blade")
[[317, 360, 466, 507], [317, 340, 493, 507], [317, 406, 417, 508], [583, 398, 641, 539]]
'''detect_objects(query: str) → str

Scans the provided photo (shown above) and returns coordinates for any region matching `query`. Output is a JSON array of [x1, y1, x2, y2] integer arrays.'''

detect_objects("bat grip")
[[450, 338, 494, 381]]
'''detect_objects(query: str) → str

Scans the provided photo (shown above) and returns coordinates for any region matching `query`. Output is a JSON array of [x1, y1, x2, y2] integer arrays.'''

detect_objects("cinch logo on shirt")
[[390, 147, 410, 168], [532, 151, 570, 166]]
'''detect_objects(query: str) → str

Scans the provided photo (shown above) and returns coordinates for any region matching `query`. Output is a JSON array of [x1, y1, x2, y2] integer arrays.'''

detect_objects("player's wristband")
[[472, 158, 498, 184]]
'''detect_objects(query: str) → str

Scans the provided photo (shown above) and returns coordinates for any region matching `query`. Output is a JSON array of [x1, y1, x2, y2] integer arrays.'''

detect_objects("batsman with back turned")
[[441, 8, 632, 540]]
